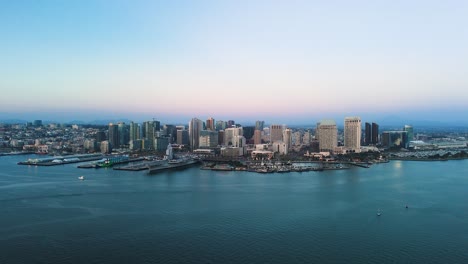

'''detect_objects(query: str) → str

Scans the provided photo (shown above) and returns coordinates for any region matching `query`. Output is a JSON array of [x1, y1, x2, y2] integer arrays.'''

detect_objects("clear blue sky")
[[1, 0, 467, 125]]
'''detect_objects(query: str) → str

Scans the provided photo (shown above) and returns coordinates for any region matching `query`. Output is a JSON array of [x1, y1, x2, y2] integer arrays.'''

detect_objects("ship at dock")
[[147, 144, 200, 174], [147, 158, 200, 174]]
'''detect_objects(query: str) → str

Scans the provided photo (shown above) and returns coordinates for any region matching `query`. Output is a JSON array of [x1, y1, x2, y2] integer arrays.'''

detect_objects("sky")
[[1, 0, 467, 125]]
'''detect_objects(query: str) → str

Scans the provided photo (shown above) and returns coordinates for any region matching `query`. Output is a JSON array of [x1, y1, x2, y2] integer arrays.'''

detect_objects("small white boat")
[[78, 176, 85, 180], [377, 209, 382, 216]]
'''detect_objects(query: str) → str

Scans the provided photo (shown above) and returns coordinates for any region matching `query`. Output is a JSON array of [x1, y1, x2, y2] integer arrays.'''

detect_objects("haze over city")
[[1, 1, 467, 125]]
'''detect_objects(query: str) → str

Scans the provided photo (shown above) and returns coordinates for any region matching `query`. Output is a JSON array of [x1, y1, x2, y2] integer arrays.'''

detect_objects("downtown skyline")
[[1, 1, 468, 125]]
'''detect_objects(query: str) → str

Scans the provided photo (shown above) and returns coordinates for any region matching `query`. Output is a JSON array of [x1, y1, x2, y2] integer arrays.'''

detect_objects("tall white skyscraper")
[[344, 117, 361, 152], [317, 120, 337, 152], [282, 128, 292, 150], [189, 118, 204, 150]]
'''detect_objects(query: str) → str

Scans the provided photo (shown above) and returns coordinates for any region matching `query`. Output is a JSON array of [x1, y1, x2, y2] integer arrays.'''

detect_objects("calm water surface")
[[1, 155, 468, 263]]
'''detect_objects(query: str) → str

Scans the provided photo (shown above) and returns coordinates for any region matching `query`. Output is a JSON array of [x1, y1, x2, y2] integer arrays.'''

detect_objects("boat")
[[377, 209, 382, 216], [78, 176, 85, 180], [148, 159, 200, 174]]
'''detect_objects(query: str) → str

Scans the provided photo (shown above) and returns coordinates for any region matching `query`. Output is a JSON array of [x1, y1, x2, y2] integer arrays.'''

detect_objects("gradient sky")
[[1, 0, 467, 124]]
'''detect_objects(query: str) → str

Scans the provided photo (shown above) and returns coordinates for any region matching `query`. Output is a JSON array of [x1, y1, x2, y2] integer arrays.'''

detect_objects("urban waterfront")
[[1, 155, 468, 264]]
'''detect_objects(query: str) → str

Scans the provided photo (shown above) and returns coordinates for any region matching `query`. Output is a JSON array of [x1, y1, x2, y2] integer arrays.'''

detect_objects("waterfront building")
[[221, 147, 242, 158], [199, 130, 218, 148], [372, 123, 379, 145], [224, 127, 243, 146], [344, 117, 361, 152], [162, 125, 177, 143], [155, 136, 170, 152], [293, 131, 302, 146], [365, 122, 372, 145], [189, 118, 204, 150], [270, 124, 284, 143], [129, 122, 140, 142], [108, 123, 119, 149], [283, 128, 292, 150], [143, 121, 157, 150], [129, 139, 142, 151], [303, 130, 311, 145], [317, 120, 337, 152], [272, 141, 288, 155], [253, 129, 262, 145], [404, 125, 414, 142], [176, 129, 189, 145], [118, 122, 129, 146], [100, 140, 111, 154], [381, 131, 408, 148], [232, 135, 247, 155], [206, 117, 215, 131], [227, 120, 236, 128]]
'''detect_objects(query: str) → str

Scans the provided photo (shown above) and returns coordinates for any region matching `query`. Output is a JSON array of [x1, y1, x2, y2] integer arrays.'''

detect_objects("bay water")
[[1, 155, 467, 263]]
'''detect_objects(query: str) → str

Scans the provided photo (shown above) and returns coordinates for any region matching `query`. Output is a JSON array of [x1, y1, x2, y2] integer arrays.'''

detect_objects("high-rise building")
[[270, 124, 284, 143], [253, 130, 262, 145], [108, 123, 119, 149], [317, 120, 337, 152], [242, 126, 255, 141], [372, 123, 379, 145], [382, 131, 408, 148], [129, 122, 140, 142], [206, 117, 215, 131], [282, 128, 292, 150], [344, 117, 361, 152], [293, 131, 302, 146], [404, 125, 414, 142], [189, 118, 204, 150], [227, 120, 235, 128], [163, 124, 177, 143], [303, 130, 311, 145], [215, 120, 226, 131], [224, 127, 243, 146], [199, 130, 218, 148], [118, 122, 128, 146], [255, 121, 265, 131], [143, 121, 156, 150], [176, 129, 189, 145], [365, 122, 372, 145]]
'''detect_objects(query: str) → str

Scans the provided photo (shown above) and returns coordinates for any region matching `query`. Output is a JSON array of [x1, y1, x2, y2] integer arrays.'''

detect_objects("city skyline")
[[1, 1, 468, 124]]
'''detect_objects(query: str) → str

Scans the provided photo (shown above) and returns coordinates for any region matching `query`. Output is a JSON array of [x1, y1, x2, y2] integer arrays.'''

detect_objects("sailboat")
[[377, 209, 382, 216]]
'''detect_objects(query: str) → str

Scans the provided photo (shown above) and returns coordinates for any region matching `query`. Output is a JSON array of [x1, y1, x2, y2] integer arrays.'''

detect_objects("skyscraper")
[[143, 121, 156, 150], [129, 122, 140, 142], [317, 120, 337, 152], [206, 117, 215, 131], [253, 130, 262, 145], [282, 128, 292, 150], [242, 126, 255, 141], [404, 125, 414, 142], [372, 123, 379, 145], [118, 122, 128, 146], [344, 117, 361, 152], [189, 118, 204, 150], [365, 122, 372, 145], [108, 123, 119, 149], [270, 124, 284, 143], [255, 120, 265, 131]]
